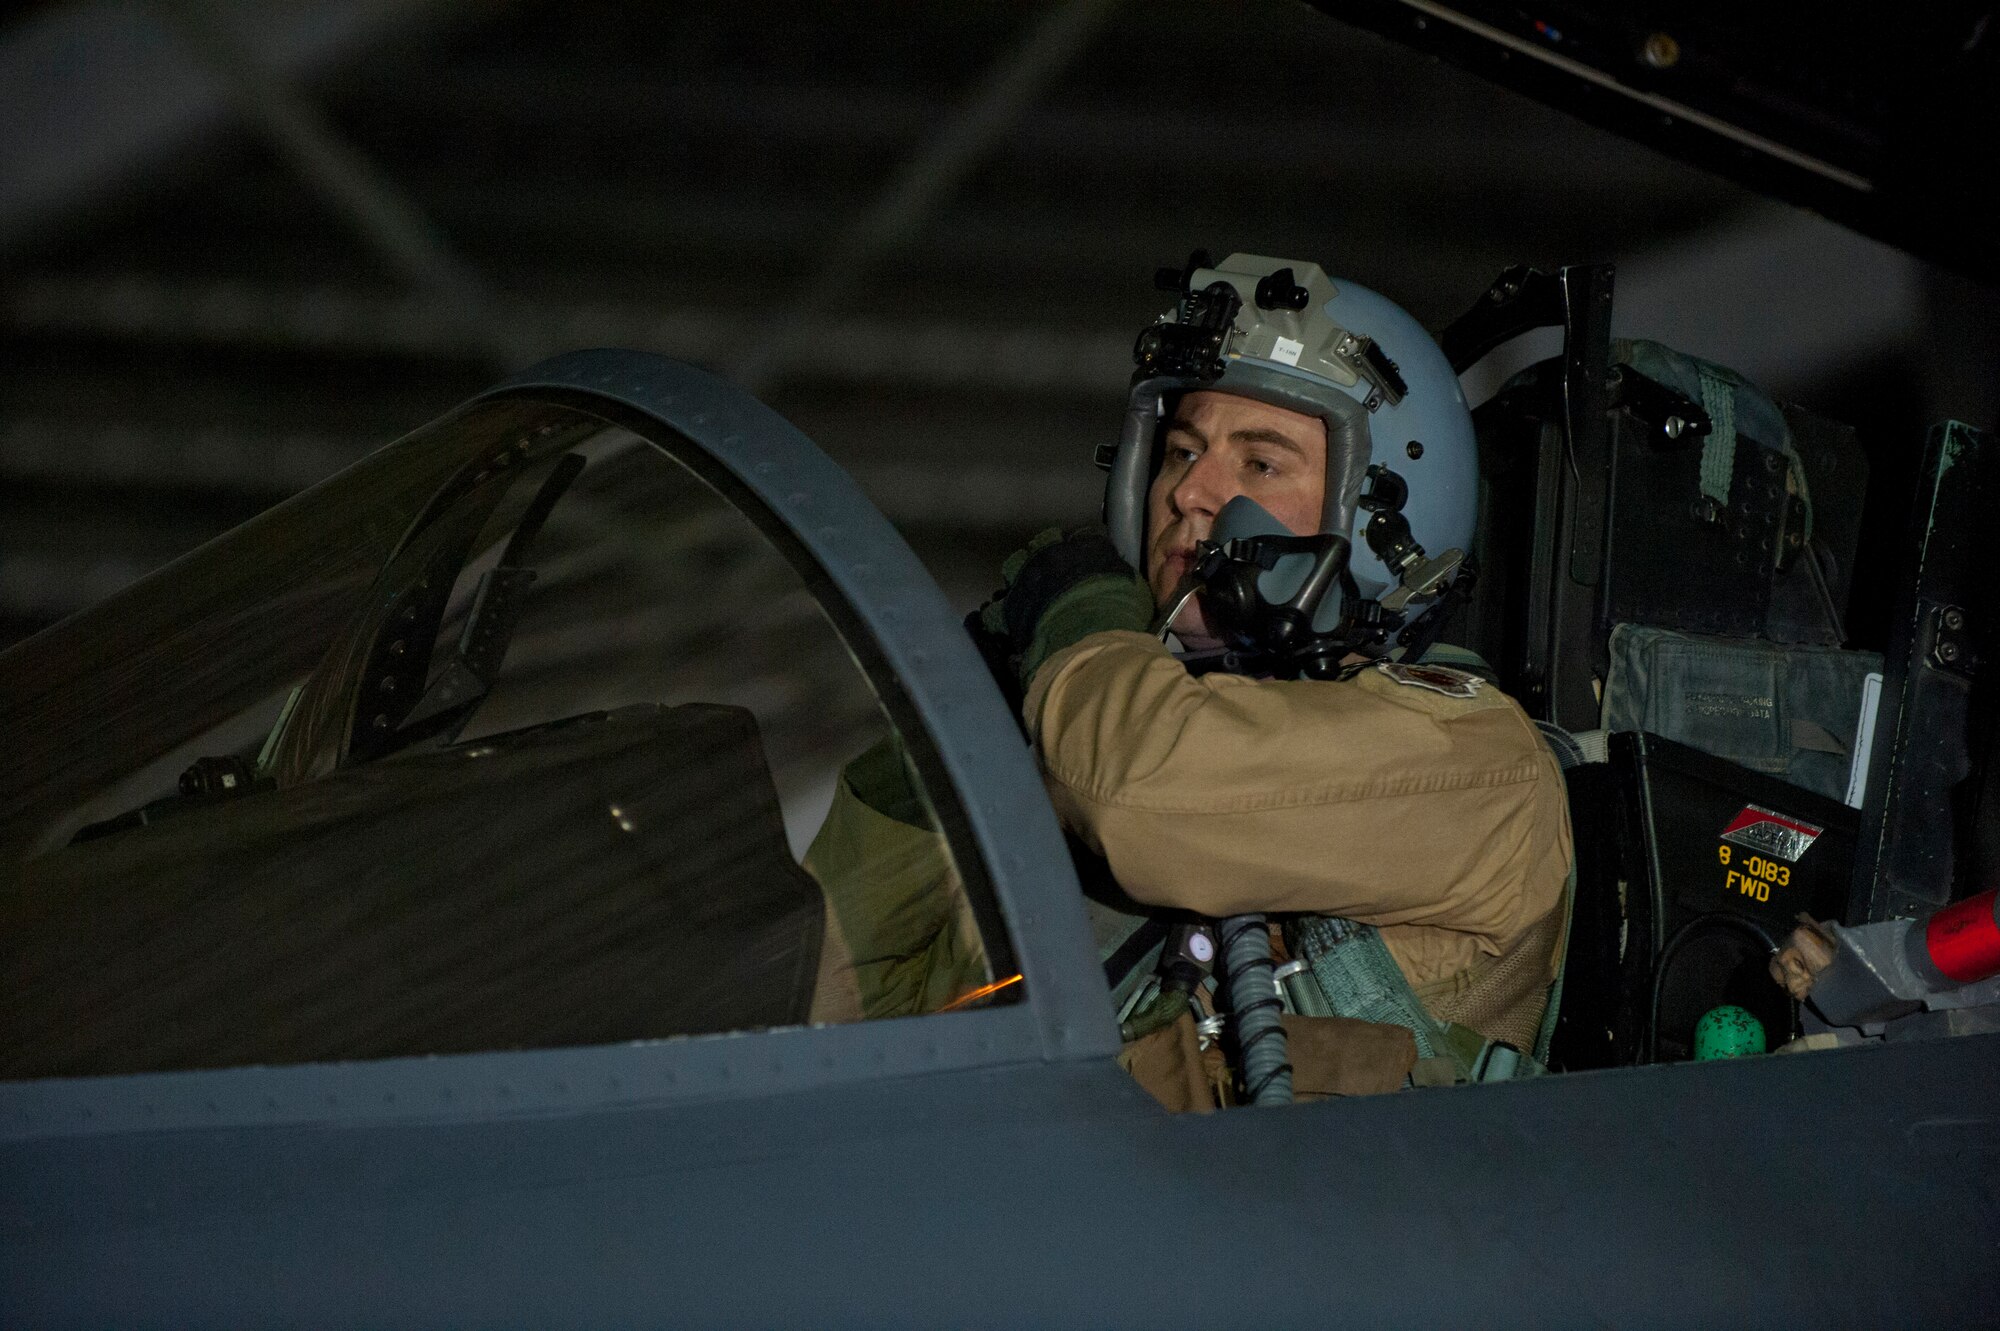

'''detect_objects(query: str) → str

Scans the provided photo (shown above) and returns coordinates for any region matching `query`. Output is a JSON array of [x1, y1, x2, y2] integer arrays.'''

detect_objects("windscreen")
[[1, 399, 1016, 1079]]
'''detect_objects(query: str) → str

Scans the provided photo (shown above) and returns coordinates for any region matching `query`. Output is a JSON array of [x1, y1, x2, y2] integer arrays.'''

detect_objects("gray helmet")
[[1102, 253, 1476, 610]]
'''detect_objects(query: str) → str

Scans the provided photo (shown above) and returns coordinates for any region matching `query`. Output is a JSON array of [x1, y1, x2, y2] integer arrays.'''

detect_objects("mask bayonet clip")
[[1333, 332, 1408, 409]]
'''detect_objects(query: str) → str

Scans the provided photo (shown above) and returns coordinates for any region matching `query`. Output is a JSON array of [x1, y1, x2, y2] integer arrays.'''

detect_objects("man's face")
[[1144, 389, 1328, 649]]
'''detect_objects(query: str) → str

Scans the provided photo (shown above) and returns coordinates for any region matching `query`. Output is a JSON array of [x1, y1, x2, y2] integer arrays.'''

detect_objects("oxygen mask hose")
[[1219, 914, 1292, 1106]]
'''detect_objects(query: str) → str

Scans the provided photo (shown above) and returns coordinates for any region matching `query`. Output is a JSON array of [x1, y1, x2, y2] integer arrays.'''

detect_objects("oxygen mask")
[[1156, 495, 1345, 638], [1158, 469, 1472, 679]]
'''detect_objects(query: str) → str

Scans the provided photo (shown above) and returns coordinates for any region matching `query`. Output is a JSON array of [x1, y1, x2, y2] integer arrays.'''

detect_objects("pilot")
[[808, 253, 1573, 1104]]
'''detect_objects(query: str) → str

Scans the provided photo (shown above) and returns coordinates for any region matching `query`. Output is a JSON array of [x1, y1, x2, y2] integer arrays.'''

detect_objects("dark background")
[[3, 0, 1995, 652]]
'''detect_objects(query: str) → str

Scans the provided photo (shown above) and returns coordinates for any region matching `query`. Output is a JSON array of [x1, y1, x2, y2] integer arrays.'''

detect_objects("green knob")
[[1693, 1005, 1767, 1059]]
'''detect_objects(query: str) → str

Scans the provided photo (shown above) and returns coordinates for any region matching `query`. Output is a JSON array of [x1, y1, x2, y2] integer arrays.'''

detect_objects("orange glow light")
[[937, 973, 1024, 1012]]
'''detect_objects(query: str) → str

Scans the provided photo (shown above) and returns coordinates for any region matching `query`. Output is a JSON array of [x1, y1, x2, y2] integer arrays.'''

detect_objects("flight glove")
[[978, 527, 1155, 691]]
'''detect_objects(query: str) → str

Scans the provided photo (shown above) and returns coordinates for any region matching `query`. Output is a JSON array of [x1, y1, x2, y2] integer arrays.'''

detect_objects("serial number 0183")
[[1718, 843, 1789, 902]]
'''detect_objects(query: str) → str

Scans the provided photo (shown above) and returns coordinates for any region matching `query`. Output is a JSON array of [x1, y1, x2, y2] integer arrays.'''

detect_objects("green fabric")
[[1406, 641, 1498, 682], [801, 736, 983, 1019], [1290, 917, 1440, 1058], [981, 528, 1153, 689], [1019, 574, 1155, 683], [840, 729, 935, 830], [1696, 362, 1738, 508], [1288, 917, 1541, 1084], [1602, 623, 1882, 801], [1119, 987, 1190, 1043], [976, 526, 1064, 641], [1615, 337, 1813, 564], [1000, 527, 1064, 585]]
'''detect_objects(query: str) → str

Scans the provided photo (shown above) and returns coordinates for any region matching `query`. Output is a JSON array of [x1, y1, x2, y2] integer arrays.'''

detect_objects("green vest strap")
[[1286, 916, 1527, 1084], [1284, 839, 1577, 1084], [1696, 362, 1739, 509]]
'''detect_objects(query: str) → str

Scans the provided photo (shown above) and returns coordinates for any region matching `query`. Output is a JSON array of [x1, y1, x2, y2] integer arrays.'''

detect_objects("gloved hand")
[[1769, 913, 1839, 1001], [976, 527, 1155, 691]]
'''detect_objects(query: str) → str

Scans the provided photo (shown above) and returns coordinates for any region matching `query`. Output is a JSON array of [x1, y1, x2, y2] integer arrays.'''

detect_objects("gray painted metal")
[[5, 1032, 1996, 1326], [2, 351, 1995, 1326], [0, 1001, 1043, 1143]]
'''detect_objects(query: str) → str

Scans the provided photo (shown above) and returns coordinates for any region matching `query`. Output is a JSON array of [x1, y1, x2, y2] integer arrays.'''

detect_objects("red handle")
[[1925, 888, 2000, 985]]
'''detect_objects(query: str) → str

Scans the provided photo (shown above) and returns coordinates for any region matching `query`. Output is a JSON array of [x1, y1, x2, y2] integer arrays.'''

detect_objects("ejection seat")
[[1437, 265, 1893, 1068]]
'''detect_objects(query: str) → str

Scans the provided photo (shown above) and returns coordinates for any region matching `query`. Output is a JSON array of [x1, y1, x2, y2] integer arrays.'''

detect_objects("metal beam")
[[156, 0, 531, 369], [729, 0, 1126, 394], [27, 224, 1921, 405], [2, 275, 1134, 393], [188, 173, 1524, 283], [325, 72, 1694, 196], [0, 416, 1100, 531], [0, 0, 470, 252]]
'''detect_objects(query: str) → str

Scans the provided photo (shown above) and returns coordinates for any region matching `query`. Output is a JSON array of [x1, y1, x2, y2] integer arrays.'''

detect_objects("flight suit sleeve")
[[800, 736, 990, 1021], [1022, 631, 1571, 961]]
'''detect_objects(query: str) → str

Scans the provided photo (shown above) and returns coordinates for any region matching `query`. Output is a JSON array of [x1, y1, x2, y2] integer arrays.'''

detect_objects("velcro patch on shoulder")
[[1375, 661, 1483, 698]]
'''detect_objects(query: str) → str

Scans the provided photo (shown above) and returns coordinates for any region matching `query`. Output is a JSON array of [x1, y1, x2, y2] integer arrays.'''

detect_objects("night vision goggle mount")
[[1132, 278, 1242, 384], [1171, 464, 1472, 680], [1132, 252, 1409, 408]]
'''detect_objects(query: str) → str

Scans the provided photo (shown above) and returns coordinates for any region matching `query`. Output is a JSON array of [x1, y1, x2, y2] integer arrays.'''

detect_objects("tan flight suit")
[[802, 628, 1572, 1106], [1025, 631, 1573, 1057]]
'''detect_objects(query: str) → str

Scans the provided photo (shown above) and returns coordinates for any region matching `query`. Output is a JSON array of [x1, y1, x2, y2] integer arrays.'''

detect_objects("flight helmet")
[[1100, 252, 1477, 661]]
